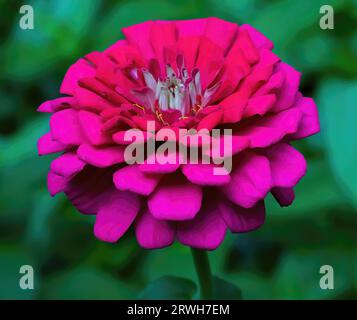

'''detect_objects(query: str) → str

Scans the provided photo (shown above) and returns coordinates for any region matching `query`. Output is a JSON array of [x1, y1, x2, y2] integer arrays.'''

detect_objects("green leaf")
[[212, 276, 242, 300], [139, 276, 196, 300], [41, 267, 135, 300], [317, 79, 357, 208]]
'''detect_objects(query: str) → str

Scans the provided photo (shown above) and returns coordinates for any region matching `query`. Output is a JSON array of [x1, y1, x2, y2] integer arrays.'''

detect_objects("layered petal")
[[223, 151, 271, 208], [219, 199, 265, 233], [148, 178, 202, 221], [135, 208, 175, 249], [177, 200, 227, 250], [94, 190, 141, 243]]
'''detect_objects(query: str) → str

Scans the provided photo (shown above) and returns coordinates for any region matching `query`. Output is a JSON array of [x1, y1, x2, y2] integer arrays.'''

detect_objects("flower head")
[[38, 18, 319, 250]]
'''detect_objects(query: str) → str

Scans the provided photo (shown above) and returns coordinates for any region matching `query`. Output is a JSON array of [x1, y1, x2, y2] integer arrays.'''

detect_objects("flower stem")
[[191, 248, 213, 300]]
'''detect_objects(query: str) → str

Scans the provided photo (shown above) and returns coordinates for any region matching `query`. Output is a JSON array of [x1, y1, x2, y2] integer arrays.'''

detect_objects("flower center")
[[132, 56, 220, 117]]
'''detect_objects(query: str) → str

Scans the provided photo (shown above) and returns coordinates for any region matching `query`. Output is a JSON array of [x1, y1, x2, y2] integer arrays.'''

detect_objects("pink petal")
[[220, 91, 248, 123], [240, 24, 274, 50], [65, 167, 117, 215], [60, 58, 96, 95], [77, 144, 125, 168], [243, 94, 276, 118], [237, 107, 302, 148], [94, 191, 141, 243], [204, 17, 238, 53], [197, 110, 223, 131], [114, 165, 161, 196], [177, 200, 227, 250], [272, 187, 295, 207], [50, 152, 86, 178], [148, 179, 202, 221], [139, 151, 182, 174], [113, 130, 153, 145], [290, 97, 320, 139], [219, 199, 265, 233], [265, 143, 306, 188], [272, 62, 301, 112], [37, 97, 77, 113], [177, 18, 207, 71], [122, 21, 155, 61], [78, 110, 111, 145], [205, 135, 249, 159], [135, 208, 175, 249], [38, 132, 68, 156], [181, 163, 231, 186], [223, 151, 271, 208], [47, 172, 70, 196], [50, 109, 85, 145]]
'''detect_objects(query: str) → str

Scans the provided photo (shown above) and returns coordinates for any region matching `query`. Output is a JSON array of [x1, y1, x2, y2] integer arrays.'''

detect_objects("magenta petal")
[[139, 151, 182, 174], [50, 152, 86, 178], [223, 151, 271, 208], [237, 107, 302, 148], [265, 143, 306, 188], [47, 172, 70, 196], [94, 191, 141, 243], [77, 144, 125, 168], [37, 97, 77, 113], [181, 163, 231, 186], [114, 165, 161, 196], [240, 24, 274, 50], [273, 62, 301, 112], [290, 97, 320, 139], [60, 58, 96, 95], [244, 94, 276, 118], [78, 110, 111, 145], [272, 187, 295, 207], [135, 208, 175, 249], [148, 180, 202, 221], [177, 201, 227, 250], [38, 132, 68, 156], [50, 109, 85, 145], [65, 167, 116, 215], [219, 199, 265, 233]]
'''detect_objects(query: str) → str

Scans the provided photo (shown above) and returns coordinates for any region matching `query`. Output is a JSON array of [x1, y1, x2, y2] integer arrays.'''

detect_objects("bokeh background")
[[0, 0, 356, 300]]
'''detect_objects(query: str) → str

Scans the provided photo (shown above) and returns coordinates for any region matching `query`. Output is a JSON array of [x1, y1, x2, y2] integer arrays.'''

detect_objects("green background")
[[0, 0, 356, 300]]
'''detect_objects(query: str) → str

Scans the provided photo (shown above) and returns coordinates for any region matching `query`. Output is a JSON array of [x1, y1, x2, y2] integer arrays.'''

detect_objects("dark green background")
[[0, 0, 356, 300]]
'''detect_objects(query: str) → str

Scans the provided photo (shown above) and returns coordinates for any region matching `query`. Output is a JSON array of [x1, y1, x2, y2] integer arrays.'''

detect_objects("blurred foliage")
[[0, 0, 356, 300]]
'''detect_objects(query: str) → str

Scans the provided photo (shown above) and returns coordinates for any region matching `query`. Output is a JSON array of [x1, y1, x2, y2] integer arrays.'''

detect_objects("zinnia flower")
[[38, 18, 319, 250]]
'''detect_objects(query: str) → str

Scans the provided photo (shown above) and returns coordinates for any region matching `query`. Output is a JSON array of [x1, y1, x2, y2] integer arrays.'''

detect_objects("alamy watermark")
[[19, 265, 34, 290]]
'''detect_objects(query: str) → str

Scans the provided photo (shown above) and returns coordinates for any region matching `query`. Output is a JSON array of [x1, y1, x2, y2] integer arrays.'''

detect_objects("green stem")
[[191, 248, 213, 300]]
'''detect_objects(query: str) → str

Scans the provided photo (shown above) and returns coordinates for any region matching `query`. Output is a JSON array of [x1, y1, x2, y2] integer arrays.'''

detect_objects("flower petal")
[[271, 187, 295, 207], [265, 143, 306, 188], [77, 144, 125, 168], [290, 97, 320, 139], [50, 152, 86, 178], [94, 191, 141, 243], [181, 163, 231, 186], [38, 132, 68, 156], [50, 109, 85, 145], [148, 178, 202, 221], [60, 58, 96, 95], [135, 208, 175, 249], [177, 200, 227, 250], [78, 110, 111, 145], [219, 199, 265, 233], [114, 165, 161, 196], [223, 151, 271, 208], [47, 172, 70, 197]]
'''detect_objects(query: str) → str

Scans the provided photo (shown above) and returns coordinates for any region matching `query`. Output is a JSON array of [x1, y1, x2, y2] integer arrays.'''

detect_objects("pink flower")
[[38, 18, 319, 250]]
